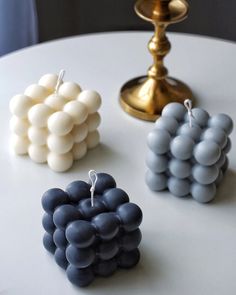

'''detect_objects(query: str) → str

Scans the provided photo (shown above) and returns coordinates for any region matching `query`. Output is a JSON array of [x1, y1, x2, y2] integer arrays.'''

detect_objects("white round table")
[[0, 32, 236, 295]]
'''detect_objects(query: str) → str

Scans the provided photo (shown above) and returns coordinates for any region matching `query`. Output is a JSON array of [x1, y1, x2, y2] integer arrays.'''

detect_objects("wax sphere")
[[47, 133, 73, 154], [147, 129, 171, 154], [185, 108, 209, 127], [208, 113, 233, 135], [53, 229, 68, 250], [10, 116, 29, 136], [47, 152, 73, 172], [170, 135, 194, 160], [215, 170, 223, 186], [191, 183, 216, 203], [28, 103, 52, 127], [161, 102, 186, 121], [45, 94, 67, 111], [66, 245, 95, 268], [28, 126, 48, 145], [201, 127, 227, 148], [155, 116, 178, 135], [168, 158, 191, 179], [66, 265, 94, 287], [72, 141, 87, 160], [71, 123, 88, 143], [12, 135, 30, 155], [86, 112, 101, 132], [177, 123, 202, 142], [86, 130, 100, 149], [66, 180, 91, 202], [146, 151, 168, 173], [117, 249, 140, 269], [167, 177, 190, 197], [90, 172, 116, 194], [38, 73, 58, 91], [92, 213, 119, 240], [116, 203, 142, 232], [192, 164, 219, 185], [64, 101, 88, 124], [9, 94, 33, 118], [24, 84, 49, 102], [193, 140, 221, 166], [54, 248, 68, 269], [42, 188, 69, 214], [43, 233, 56, 254], [59, 82, 81, 100], [28, 144, 48, 163], [119, 229, 142, 251], [78, 198, 107, 220], [215, 152, 226, 168], [97, 239, 119, 260], [42, 213, 55, 234], [47, 111, 73, 136], [145, 170, 167, 191], [78, 90, 101, 114], [102, 188, 129, 210], [223, 138, 232, 154], [221, 157, 229, 173], [53, 204, 81, 229], [93, 259, 117, 277]]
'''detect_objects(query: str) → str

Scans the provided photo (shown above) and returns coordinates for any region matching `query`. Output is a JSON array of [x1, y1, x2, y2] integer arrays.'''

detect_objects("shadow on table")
[[214, 169, 236, 205]]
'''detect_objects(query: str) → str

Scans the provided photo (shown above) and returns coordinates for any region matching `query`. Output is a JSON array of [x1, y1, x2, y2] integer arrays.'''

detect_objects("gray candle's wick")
[[184, 99, 195, 128], [88, 170, 98, 207]]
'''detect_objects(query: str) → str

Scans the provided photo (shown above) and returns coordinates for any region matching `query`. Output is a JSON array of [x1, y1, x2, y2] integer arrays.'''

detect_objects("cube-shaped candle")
[[9, 71, 101, 172], [146, 101, 233, 203], [42, 172, 143, 287]]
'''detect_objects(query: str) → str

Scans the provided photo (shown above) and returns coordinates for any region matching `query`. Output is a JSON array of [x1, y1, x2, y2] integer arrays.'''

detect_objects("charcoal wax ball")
[[170, 135, 194, 160], [146, 151, 168, 173], [66, 245, 95, 268], [191, 183, 216, 203], [155, 116, 178, 135], [42, 213, 55, 234], [42, 188, 69, 214], [102, 188, 129, 211], [43, 232, 56, 254], [78, 198, 107, 219], [208, 113, 233, 135], [97, 239, 119, 260], [161, 102, 186, 121], [223, 138, 231, 154], [66, 220, 96, 248], [53, 204, 81, 229], [117, 249, 140, 269], [66, 265, 94, 287], [66, 181, 91, 203], [192, 164, 219, 185], [93, 258, 117, 277], [119, 229, 142, 251], [90, 173, 116, 194], [193, 140, 221, 166], [54, 248, 68, 269], [216, 153, 226, 169], [147, 129, 171, 154], [116, 203, 142, 232], [185, 108, 209, 127], [53, 229, 68, 249], [201, 127, 227, 148], [168, 159, 191, 179], [145, 170, 167, 191], [92, 213, 119, 240], [167, 177, 190, 197], [177, 123, 202, 142]]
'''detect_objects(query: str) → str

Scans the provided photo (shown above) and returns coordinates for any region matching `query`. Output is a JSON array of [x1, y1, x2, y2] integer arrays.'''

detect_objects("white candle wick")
[[184, 99, 195, 128], [55, 69, 65, 93], [88, 169, 98, 207]]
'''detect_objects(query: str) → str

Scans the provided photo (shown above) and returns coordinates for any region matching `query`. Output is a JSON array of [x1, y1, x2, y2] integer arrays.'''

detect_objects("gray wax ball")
[[147, 129, 171, 155], [221, 157, 229, 173], [208, 113, 233, 135], [193, 140, 221, 166], [146, 151, 168, 173], [223, 138, 232, 154], [168, 158, 191, 179], [167, 177, 190, 197], [162, 102, 186, 121], [177, 123, 202, 142], [215, 170, 223, 186], [201, 127, 227, 148], [155, 116, 178, 136], [215, 152, 226, 168], [170, 135, 194, 160], [185, 108, 209, 127], [192, 164, 219, 185], [191, 183, 216, 203], [145, 170, 167, 191]]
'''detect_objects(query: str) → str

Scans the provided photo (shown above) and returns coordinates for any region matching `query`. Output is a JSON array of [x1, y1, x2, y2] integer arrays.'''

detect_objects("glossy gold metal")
[[119, 0, 192, 121]]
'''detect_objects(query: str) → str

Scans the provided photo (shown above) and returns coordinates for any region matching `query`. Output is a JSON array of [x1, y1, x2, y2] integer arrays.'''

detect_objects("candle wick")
[[55, 69, 65, 94], [184, 99, 195, 128], [88, 170, 98, 207]]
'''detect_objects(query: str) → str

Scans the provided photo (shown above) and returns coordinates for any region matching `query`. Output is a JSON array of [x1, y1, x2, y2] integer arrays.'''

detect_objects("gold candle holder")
[[119, 0, 192, 121]]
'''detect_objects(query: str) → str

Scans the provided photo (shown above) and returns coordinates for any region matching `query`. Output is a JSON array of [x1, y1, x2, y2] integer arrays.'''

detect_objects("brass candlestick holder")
[[119, 0, 192, 121]]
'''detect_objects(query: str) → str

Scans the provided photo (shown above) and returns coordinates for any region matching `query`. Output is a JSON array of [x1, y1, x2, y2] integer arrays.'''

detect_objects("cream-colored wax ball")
[[47, 133, 74, 154], [47, 111, 73, 136], [72, 141, 87, 160], [63, 101, 88, 124], [86, 112, 101, 132], [71, 123, 88, 143], [24, 84, 49, 102], [86, 130, 100, 149], [58, 82, 81, 100], [77, 90, 101, 114], [28, 104, 52, 127], [45, 94, 67, 111], [28, 144, 48, 163], [47, 152, 73, 172], [9, 94, 33, 118], [12, 135, 30, 155], [10, 116, 29, 136], [38, 73, 58, 91], [28, 126, 48, 145]]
